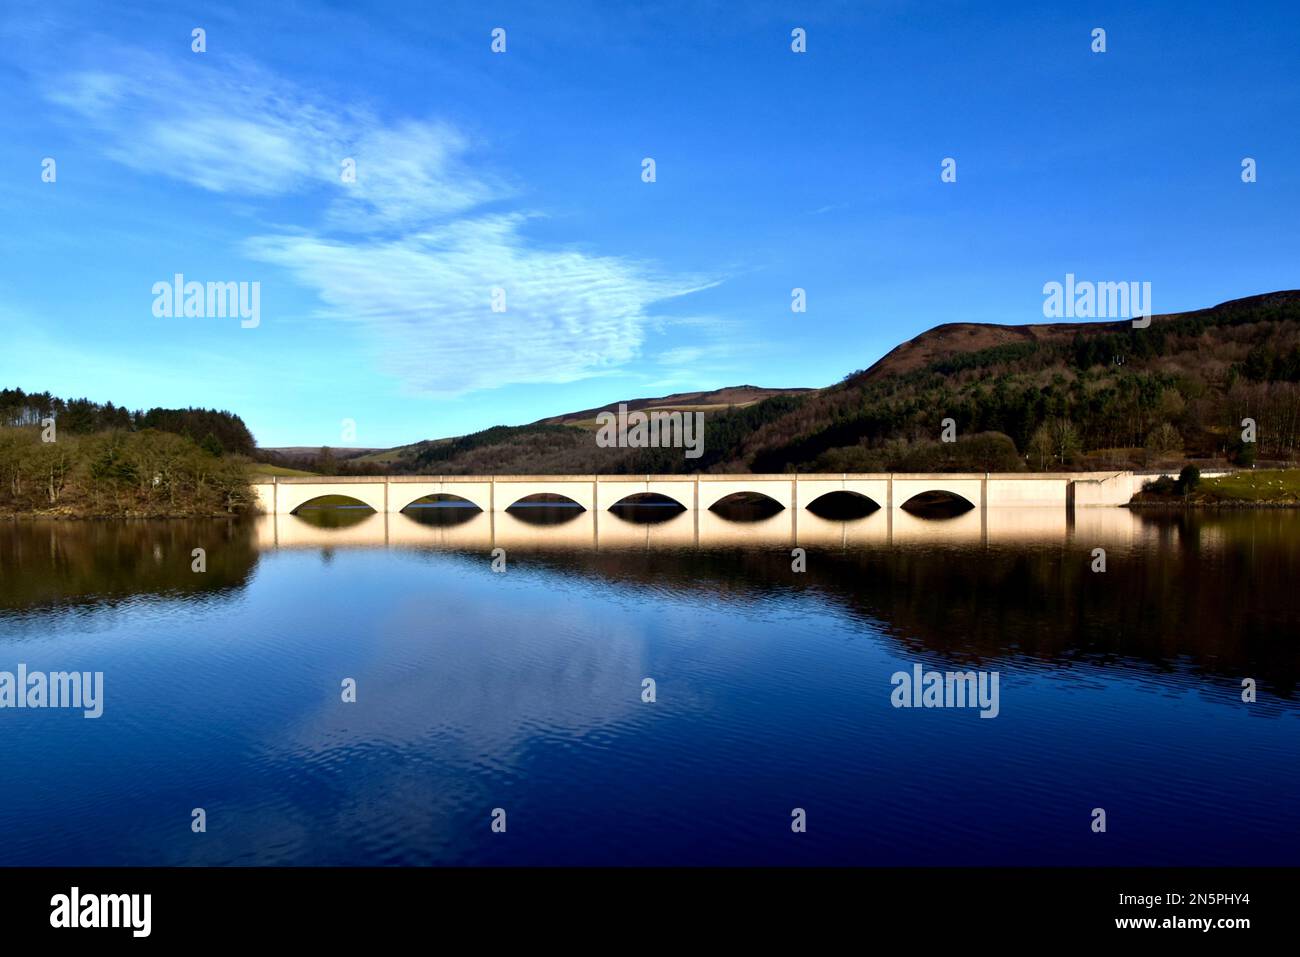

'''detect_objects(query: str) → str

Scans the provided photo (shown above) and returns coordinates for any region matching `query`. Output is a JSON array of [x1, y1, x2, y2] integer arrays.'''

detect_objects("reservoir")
[[1, 505, 1297, 865]]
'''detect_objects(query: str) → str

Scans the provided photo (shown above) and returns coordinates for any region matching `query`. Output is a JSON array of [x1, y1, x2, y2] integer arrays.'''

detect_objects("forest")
[[0, 427, 252, 517], [0, 390, 255, 516]]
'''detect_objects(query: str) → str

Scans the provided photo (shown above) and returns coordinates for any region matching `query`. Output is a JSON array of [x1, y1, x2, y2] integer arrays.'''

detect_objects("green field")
[[246, 462, 317, 477], [1193, 469, 1300, 504]]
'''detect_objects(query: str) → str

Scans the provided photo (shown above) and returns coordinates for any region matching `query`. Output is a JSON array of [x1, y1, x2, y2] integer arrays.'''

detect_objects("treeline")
[[257, 445, 392, 476], [0, 427, 252, 517], [0, 388, 256, 455]]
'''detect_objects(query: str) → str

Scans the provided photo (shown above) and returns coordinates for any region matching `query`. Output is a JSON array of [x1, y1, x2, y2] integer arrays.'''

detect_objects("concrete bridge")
[[252, 501, 1163, 552], [250, 471, 1176, 516]]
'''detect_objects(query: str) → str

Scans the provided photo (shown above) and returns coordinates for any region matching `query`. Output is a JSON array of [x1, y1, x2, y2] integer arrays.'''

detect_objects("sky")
[[1, 0, 1297, 448]]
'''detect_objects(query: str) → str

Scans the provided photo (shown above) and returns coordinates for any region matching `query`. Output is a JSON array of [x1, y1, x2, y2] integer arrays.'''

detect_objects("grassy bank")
[[246, 462, 317, 478], [1132, 468, 1300, 506], [1193, 469, 1300, 504]]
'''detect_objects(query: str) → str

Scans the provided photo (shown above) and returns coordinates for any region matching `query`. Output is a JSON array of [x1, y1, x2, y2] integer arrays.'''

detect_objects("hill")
[[534, 385, 811, 427], [854, 318, 1121, 382], [263, 386, 809, 476], [260, 289, 1300, 475], [736, 289, 1300, 473]]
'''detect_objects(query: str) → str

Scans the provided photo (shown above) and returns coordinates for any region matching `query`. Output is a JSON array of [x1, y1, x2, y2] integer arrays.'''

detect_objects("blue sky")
[[1, 0, 1297, 447]]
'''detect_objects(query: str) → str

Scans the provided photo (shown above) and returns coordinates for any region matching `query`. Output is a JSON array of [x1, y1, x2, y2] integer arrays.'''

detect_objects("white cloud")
[[46, 52, 497, 225], [246, 216, 715, 395], [331, 121, 507, 230], [49, 57, 343, 197], [43, 46, 721, 396]]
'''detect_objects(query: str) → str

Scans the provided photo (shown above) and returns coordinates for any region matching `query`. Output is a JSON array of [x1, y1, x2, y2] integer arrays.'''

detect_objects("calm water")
[[1, 505, 1298, 866]]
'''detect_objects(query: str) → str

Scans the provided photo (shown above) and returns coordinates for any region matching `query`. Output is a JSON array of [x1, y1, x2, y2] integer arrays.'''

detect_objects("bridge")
[[250, 471, 1173, 516], [251, 501, 1152, 552]]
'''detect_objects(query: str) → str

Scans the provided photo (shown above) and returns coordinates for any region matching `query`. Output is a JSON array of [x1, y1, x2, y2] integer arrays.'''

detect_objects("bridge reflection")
[[254, 505, 1155, 551]]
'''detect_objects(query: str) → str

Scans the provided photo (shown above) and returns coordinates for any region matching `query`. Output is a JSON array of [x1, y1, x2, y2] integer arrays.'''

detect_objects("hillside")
[[854, 319, 1121, 382], [534, 385, 811, 427], [267, 386, 811, 475], [854, 291, 1300, 384], [261, 290, 1300, 476], [735, 289, 1300, 473]]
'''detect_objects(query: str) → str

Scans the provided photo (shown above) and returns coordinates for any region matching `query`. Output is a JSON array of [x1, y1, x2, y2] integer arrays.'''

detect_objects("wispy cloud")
[[328, 120, 507, 231], [246, 216, 716, 395], [41, 44, 720, 395], [50, 58, 340, 197], [47, 53, 494, 224]]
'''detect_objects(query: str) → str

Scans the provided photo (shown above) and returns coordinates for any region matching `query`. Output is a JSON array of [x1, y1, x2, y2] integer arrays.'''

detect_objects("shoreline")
[[1126, 500, 1300, 509]]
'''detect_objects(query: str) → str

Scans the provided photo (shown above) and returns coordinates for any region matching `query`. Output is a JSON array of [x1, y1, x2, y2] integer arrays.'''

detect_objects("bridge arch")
[[506, 492, 588, 511], [699, 482, 792, 512], [282, 486, 384, 515], [805, 490, 881, 517], [607, 491, 688, 509], [706, 490, 787, 514], [399, 492, 486, 512], [898, 489, 977, 516], [891, 476, 983, 514], [292, 494, 377, 513]]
